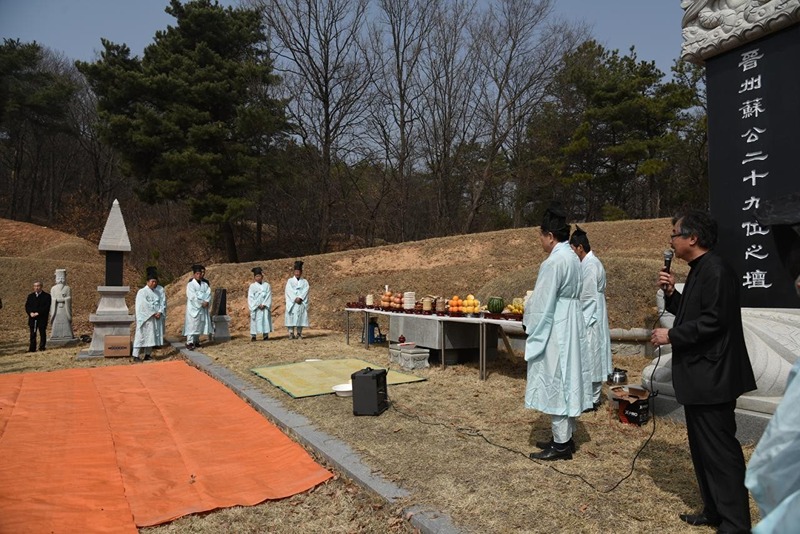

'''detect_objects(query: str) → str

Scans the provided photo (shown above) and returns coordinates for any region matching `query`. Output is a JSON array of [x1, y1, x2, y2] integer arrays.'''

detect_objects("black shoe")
[[535, 438, 576, 453], [583, 401, 601, 413], [38, 347, 46, 352], [296, 334, 303, 339], [144, 355, 152, 361], [27, 348, 36, 353], [679, 513, 721, 527], [529, 445, 573, 461], [263, 334, 269, 340], [132, 356, 141, 362], [185, 343, 195, 351], [289, 333, 295, 339], [251, 336, 257, 342]]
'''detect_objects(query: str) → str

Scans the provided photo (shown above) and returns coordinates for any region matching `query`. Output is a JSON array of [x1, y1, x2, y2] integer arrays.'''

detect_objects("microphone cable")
[[388, 303, 668, 494], [592, 306, 667, 491], [389, 397, 645, 493]]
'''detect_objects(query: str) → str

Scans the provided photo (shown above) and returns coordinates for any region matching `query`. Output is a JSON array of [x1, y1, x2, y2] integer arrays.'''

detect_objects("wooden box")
[[104, 335, 131, 357]]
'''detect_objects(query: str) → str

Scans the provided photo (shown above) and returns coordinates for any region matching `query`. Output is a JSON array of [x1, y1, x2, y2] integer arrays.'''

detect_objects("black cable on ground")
[[390, 399, 649, 493], [386, 306, 670, 493]]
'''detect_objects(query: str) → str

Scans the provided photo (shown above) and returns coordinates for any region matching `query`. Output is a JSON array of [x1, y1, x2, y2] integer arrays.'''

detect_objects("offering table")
[[344, 308, 522, 380]]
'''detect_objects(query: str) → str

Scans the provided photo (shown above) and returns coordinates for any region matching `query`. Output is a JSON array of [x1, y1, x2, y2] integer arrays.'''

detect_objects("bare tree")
[[417, 0, 482, 235], [67, 72, 122, 204], [463, 0, 585, 232], [367, 0, 438, 241], [255, 0, 373, 252]]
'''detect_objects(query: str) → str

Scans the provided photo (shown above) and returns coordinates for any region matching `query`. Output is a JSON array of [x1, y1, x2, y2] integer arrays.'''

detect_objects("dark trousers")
[[684, 401, 751, 533], [28, 318, 47, 351]]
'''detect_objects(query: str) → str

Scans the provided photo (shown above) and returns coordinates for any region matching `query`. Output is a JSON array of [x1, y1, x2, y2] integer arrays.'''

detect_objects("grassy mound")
[[0, 216, 685, 339]]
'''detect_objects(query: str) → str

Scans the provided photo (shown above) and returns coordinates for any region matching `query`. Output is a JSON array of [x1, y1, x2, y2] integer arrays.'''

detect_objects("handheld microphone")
[[662, 250, 673, 291]]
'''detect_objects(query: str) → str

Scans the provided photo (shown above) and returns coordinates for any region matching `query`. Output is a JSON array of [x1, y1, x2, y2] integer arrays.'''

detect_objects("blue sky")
[[0, 0, 684, 75], [552, 1, 685, 75]]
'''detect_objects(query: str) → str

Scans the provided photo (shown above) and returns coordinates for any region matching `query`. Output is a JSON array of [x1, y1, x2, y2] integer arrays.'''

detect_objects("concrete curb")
[[169, 339, 461, 534]]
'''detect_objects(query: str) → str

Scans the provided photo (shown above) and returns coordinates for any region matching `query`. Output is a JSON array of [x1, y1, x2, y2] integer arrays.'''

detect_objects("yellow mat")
[[251, 358, 425, 398]]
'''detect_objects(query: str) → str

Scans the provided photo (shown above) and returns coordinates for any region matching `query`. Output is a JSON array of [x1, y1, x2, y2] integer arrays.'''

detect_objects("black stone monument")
[[706, 23, 800, 308]]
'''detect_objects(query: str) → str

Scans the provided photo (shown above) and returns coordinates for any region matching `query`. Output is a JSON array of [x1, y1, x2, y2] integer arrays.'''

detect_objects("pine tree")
[[78, 0, 288, 262]]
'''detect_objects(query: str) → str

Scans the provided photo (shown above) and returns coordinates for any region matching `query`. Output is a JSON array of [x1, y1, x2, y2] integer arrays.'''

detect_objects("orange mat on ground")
[[0, 361, 332, 533]]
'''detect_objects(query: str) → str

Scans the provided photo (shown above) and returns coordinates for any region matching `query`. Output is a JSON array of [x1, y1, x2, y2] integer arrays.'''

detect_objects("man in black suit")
[[25, 281, 52, 352], [652, 210, 756, 533]]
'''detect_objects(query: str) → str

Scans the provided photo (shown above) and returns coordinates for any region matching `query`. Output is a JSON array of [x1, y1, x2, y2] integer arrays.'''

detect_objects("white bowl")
[[332, 383, 353, 397]]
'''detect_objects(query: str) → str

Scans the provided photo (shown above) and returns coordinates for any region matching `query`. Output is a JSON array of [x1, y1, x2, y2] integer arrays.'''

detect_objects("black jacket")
[[25, 291, 52, 325], [666, 250, 757, 405]]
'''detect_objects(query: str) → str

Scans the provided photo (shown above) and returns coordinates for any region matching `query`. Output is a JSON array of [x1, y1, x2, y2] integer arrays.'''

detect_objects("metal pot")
[[607, 368, 628, 385]]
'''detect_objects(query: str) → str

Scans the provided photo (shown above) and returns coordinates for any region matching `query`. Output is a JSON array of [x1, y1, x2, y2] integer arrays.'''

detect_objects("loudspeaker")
[[351, 367, 388, 416]]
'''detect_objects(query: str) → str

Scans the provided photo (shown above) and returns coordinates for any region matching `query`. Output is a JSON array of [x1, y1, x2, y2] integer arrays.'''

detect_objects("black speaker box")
[[351, 367, 388, 416]]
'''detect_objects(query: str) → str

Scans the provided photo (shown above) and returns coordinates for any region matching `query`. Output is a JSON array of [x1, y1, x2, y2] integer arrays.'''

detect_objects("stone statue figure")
[[49, 268, 75, 341]]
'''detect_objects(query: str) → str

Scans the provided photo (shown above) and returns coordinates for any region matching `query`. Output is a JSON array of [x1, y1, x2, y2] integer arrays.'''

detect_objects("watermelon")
[[487, 296, 505, 314]]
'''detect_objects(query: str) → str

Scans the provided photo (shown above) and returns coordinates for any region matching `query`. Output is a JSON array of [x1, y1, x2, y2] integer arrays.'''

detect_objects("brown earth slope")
[[162, 218, 686, 338], [1, 217, 753, 534], [0, 219, 134, 338], [1, 217, 685, 343]]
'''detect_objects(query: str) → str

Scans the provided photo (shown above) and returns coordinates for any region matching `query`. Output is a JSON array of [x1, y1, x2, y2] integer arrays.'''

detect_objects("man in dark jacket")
[[25, 281, 52, 352], [652, 210, 756, 533]]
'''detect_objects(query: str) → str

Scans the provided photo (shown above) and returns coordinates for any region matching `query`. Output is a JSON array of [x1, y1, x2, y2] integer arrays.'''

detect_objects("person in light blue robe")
[[525, 204, 592, 461], [284, 260, 309, 339], [183, 264, 212, 349], [746, 196, 800, 534], [154, 283, 167, 337], [746, 359, 800, 534], [570, 226, 613, 408], [133, 266, 166, 361], [248, 267, 272, 340]]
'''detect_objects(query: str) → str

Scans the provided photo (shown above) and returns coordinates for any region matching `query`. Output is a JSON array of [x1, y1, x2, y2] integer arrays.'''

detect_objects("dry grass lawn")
[[0, 217, 760, 533], [0, 335, 413, 534], [0, 330, 761, 533], [192, 333, 760, 533]]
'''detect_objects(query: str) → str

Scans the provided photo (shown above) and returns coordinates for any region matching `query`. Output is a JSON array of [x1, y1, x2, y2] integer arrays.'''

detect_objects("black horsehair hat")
[[541, 202, 568, 233], [251, 267, 263, 275], [755, 192, 800, 228], [293, 260, 304, 271], [146, 266, 159, 281], [571, 225, 587, 238], [755, 192, 800, 279], [191, 264, 204, 273]]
